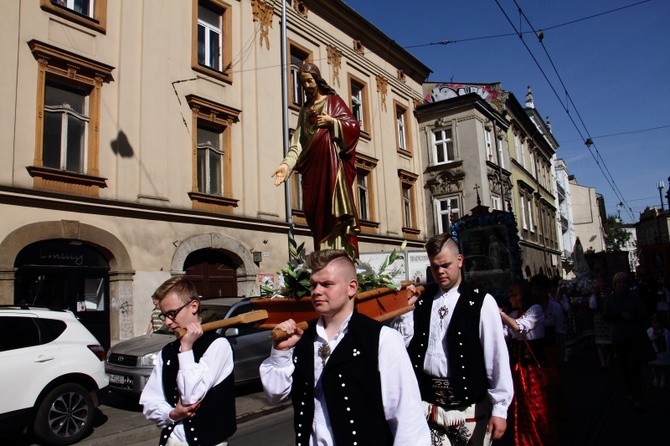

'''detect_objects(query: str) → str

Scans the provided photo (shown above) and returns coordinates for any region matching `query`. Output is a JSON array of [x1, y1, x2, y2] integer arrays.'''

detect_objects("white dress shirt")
[[503, 304, 545, 341], [140, 337, 234, 443], [393, 286, 514, 419], [260, 312, 430, 446]]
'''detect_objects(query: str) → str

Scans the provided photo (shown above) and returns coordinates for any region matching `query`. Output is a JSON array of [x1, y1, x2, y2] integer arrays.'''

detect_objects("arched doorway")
[[184, 249, 238, 298], [14, 239, 110, 348]]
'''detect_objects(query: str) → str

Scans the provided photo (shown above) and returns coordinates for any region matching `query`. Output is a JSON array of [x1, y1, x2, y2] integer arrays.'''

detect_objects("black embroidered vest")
[[407, 282, 489, 408], [160, 332, 236, 446], [290, 312, 393, 446]]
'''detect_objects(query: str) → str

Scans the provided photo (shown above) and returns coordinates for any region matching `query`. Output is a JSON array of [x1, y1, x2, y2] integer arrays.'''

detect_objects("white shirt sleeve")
[[378, 326, 431, 445], [259, 346, 295, 405], [389, 312, 414, 347], [480, 294, 514, 419], [511, 304, 545, 340], [140, 354, 175, 429]]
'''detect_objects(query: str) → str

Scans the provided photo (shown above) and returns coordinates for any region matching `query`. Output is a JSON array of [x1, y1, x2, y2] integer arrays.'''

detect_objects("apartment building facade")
[[416, 82, 561, 279], [505, 87, 561, 279], [0, 0, 431, 346]]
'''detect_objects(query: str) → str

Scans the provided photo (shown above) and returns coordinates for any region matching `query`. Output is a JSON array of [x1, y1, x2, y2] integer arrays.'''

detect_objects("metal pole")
[[280, 1, 293, 229]]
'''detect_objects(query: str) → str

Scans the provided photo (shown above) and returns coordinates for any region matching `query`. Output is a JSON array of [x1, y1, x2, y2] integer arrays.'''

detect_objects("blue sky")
[[343, 0, 670, 224]]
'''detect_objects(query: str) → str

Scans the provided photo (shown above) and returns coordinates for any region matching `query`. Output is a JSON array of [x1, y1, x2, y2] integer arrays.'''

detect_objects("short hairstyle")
[[153, 276, 200, 304], [306, 249, 356, 280], [425, 233, 460, 258]]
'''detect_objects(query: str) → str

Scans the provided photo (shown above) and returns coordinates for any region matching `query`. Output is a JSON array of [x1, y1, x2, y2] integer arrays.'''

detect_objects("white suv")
[[0, 305, 109, 445]]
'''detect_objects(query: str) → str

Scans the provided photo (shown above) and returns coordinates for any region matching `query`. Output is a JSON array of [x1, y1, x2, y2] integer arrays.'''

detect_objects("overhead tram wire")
[[399, 1, 650, 222], [492, 0, 636, 221], [404, 0, 651, 49], [510, 0, 632, 218]]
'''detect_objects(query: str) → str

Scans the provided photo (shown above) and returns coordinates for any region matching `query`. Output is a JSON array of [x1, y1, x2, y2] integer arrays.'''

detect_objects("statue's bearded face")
[[300, 72, 318, 101]]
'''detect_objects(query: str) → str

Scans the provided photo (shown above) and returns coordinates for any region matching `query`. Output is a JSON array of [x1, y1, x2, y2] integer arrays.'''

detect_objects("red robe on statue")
[[290, 93, 361, 258]]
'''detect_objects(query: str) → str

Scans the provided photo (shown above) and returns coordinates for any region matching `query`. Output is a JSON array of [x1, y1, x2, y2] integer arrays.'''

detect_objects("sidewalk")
[[557, 341, 670, 445]]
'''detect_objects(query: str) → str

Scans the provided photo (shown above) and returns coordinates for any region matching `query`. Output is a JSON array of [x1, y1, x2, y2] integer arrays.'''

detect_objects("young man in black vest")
[[260, 249, 430, 445], [140, 277, 236, 446], [393, 233, 514, 445]]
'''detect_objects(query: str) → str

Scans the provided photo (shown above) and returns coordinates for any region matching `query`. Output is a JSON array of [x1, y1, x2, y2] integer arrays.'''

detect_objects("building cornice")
[[300, 0, 432, 85]]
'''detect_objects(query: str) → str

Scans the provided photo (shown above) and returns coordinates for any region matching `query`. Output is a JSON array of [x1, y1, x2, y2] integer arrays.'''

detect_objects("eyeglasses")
[[158, 301, 191, 321]]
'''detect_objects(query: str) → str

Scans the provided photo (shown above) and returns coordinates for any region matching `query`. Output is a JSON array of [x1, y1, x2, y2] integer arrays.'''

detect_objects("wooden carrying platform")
[[251, 285, 421, 341]]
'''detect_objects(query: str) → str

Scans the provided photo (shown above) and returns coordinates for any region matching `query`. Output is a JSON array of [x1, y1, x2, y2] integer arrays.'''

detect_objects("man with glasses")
[[140, 277, 236, 446]]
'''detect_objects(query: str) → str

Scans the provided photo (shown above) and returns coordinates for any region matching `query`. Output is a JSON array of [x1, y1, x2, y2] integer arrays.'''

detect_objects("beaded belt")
[[428, 377, 462, 407]]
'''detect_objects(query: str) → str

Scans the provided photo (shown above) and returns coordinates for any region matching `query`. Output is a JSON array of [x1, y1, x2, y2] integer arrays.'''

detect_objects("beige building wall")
[[0, 0, 431, 343], [569, 180, 606, 253]]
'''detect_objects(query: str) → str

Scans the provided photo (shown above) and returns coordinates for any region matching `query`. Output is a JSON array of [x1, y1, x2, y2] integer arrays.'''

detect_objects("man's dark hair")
[[306, 249, 355, 277], [300, 63, 337, 96], [425, 233, 459, 258]]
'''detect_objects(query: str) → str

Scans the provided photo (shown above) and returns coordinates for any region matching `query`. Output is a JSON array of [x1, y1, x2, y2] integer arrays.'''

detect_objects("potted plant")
[[255, 235, 414, 328]]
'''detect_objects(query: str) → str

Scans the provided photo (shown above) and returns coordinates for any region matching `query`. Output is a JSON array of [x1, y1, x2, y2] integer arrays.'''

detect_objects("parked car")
[[106, 297, 272, 399], [0, 305, 109, 446]]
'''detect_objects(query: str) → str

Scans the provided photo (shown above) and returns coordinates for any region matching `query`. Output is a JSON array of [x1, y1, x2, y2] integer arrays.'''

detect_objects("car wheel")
[[33, 383, 95, 446]]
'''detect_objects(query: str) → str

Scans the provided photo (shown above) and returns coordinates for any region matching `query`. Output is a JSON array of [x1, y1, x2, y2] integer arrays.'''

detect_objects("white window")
[[402, 184, 413, 227], [357, 170, 370, 221], [52, 0, 94, 17], [527, 196, 535, 232], [520, 195, 528, 230], [43, 83, 89, 173], [397, 110, 407, 151], [432, 128, 454, 164], [491, 195, 502, 211], [497, 136, 505, 169], [485, 128, 493, 161], [198, 3, 222, 71], [290, 54, 304, 107], [196, 126, 223, 195], [435, 196, 460, 233], [351, 83, 364, 127]]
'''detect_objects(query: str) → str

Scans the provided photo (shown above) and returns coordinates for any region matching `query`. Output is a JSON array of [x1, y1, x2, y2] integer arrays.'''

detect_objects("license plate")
[[109, 373, 134, 389]]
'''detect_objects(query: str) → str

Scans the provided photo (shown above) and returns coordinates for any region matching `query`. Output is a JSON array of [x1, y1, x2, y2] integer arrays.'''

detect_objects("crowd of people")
[[137, 233, 669, 446]]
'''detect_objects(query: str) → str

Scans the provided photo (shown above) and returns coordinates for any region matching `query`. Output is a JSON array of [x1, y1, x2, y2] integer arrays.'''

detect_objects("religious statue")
[[273, 63, 361, 259]]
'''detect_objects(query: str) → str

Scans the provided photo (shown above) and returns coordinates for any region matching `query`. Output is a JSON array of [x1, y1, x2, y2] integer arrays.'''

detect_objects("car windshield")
[[199, 305, 232, 323]]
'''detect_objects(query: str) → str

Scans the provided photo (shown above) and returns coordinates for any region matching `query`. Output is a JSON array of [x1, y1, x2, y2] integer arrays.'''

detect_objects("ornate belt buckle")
[[432, 378, 451, 406]]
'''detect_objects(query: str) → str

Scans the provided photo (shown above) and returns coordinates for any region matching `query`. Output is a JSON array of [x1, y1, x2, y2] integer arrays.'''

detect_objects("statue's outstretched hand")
[[272, 164, 288, 186]]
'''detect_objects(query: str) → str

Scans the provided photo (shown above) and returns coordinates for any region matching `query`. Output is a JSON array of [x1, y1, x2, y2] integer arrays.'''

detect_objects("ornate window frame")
[[28, 40, 113, 196], [186, 94, 241, 212]]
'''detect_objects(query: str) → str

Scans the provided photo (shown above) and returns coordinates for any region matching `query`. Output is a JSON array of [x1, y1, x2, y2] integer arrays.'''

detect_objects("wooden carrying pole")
[[267, 285, 423, 342], [174, 309, 269, 340]]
